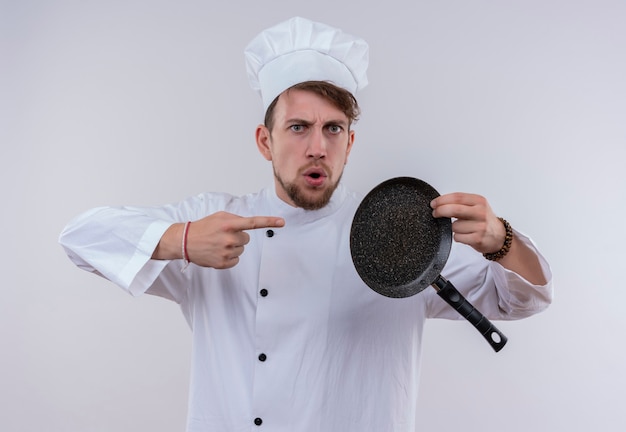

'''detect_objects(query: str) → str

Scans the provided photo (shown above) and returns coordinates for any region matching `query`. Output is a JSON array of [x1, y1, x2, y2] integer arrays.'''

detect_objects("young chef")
[[59, 16, 553, 432]]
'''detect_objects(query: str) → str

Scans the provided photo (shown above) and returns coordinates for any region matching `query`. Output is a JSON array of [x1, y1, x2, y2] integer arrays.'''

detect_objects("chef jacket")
[[59, 183, 553, 432]]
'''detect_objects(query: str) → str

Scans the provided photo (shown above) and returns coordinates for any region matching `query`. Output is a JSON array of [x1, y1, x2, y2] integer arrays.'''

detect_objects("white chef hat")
[[245, 17, 369, 110]]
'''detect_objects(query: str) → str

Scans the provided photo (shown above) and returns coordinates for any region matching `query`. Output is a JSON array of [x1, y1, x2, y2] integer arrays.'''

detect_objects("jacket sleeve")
[[58, 193, 234, 302], [425, 229, 553, 320]]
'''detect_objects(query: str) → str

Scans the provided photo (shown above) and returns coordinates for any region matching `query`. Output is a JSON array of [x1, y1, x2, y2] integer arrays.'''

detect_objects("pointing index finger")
[[237, 216, 285, 231]]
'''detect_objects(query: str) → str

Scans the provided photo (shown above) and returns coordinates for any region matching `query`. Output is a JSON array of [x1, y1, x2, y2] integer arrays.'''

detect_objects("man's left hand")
[[430, 193, 505, 254]]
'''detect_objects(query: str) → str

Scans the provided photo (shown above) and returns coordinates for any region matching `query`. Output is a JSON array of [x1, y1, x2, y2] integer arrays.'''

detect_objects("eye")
[[290, 124, 305, 133], [327, 124, 345, 135]]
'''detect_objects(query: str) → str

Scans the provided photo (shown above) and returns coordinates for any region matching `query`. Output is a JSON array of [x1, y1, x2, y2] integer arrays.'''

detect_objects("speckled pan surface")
[[350, 177, 452, 298]]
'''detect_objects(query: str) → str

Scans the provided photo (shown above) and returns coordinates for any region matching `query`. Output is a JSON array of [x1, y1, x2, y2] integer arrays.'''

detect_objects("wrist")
[[152, 223, 185, 260], [483, 217, 513, 262]]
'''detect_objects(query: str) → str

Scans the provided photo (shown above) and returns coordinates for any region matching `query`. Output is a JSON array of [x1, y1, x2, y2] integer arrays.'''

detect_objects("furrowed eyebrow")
[[285, 118, 314, 126], [285, 118, 348, 127], [324, 120, 349, 128]]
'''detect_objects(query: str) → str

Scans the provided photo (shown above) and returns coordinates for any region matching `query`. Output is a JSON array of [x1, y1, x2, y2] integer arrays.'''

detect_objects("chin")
[[287, 183, 337, 210], [275, 170, 343, 210]]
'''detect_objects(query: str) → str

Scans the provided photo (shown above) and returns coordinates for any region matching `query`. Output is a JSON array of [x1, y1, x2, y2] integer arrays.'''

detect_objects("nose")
[[306, 128, 327, 159]]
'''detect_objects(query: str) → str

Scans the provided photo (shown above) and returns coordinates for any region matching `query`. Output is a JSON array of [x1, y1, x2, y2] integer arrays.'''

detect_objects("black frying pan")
[[350, 177, 507, 352]]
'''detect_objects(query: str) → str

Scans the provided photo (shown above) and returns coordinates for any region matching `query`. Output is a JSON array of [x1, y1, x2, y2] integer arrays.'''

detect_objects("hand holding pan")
[[350, 177, 508, 352]]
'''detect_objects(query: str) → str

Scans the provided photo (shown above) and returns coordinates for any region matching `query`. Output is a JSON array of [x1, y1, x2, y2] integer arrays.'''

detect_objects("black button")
[[260, 289, 268, 297], [258, 353, 267, 362], [266, 229, 274, 237], [254, 417, 263, 426]]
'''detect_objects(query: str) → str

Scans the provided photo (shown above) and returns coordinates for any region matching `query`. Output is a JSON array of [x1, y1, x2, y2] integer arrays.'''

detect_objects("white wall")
[[2, 0, 625, 430]]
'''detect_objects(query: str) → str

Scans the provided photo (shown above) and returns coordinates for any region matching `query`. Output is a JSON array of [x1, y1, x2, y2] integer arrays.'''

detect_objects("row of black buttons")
[[258, 286, 268, 364], [254, 230, 275, 426], [258, 287, 268, 363]]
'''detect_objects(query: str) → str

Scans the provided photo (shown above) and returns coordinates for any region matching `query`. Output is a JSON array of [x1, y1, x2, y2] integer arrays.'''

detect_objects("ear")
[[344, 129, 355, 165], [255, 124, 272, 161]]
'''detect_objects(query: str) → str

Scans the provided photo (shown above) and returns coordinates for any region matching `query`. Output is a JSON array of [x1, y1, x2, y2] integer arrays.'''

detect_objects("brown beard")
[[274, 165, 342, 210]]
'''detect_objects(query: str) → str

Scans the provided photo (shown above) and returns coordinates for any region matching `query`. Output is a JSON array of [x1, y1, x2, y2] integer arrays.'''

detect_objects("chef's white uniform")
[[59, 183, 552, 432]]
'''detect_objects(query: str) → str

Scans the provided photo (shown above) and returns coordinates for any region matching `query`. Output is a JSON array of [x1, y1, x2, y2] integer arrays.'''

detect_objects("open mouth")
[[303, 167, 328, 186], [303, 167, 327, 178]]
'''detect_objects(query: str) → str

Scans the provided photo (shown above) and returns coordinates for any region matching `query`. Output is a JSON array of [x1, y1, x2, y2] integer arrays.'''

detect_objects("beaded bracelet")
[[483, 217, 513, 262], [181, 221, 191, 272]]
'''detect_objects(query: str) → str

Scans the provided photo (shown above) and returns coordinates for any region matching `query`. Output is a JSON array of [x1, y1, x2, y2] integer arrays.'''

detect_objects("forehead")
[[273, 89, 348, 123]]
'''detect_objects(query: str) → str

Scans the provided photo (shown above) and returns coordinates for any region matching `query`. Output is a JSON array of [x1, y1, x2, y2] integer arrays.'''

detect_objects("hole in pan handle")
[[433, 275, 508, 352]]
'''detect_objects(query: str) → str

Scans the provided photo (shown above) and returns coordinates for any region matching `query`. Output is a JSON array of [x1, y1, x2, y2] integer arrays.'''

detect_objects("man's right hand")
[[152, 212, 285, 269]]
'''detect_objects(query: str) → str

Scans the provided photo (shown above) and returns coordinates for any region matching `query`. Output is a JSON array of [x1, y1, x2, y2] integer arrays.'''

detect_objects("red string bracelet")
[[181, 221, 191, 272]]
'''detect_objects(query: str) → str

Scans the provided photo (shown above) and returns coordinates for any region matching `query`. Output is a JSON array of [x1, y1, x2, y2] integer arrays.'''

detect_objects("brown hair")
[[264, 81, 361, 131]]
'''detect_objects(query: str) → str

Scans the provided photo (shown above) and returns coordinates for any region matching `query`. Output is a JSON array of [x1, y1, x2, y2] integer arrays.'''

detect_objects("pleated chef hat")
[[245, 17, 369, 110]]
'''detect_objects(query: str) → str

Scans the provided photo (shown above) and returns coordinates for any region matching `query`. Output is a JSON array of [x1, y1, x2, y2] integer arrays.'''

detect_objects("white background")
[[2, 0, 625, 431]]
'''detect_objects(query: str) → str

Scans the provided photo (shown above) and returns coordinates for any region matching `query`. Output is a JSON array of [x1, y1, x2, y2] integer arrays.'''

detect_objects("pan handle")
[[433, 276, 508, 352]]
